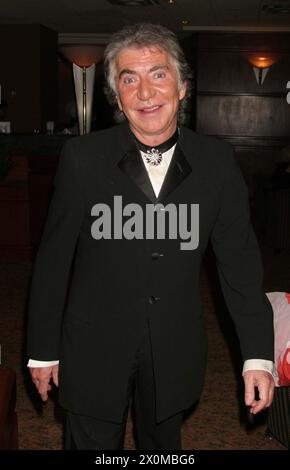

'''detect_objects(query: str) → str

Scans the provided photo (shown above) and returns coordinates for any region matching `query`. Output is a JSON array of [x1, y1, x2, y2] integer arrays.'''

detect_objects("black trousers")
[[65, 319, 184, 450]]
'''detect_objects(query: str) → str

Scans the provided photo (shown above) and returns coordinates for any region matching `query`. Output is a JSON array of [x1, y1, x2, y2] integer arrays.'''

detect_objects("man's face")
[[115, 46, 186, 144]]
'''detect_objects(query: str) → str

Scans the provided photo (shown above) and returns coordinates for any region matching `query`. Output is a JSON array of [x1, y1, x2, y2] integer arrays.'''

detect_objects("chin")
[[138, 122, 168, 134]]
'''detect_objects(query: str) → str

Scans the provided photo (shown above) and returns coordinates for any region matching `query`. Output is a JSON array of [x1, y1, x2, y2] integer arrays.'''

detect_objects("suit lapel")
[[117, 144, 156, 203], [116, 122, 192, 204], [156, 143, 192, 203]]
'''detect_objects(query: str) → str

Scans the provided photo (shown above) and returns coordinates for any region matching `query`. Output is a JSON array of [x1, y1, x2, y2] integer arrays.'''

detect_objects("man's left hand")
[[243, 370, 275, 414]]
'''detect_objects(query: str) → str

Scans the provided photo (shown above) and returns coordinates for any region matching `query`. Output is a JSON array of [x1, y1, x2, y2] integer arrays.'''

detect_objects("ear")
[[179, 81, 187, 101], [116, 94, 123, 111]]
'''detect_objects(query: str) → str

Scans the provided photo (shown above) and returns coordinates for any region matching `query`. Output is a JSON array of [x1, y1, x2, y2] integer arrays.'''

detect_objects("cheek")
[[118, 89, 135, 107], [161, 83, 181, 100]]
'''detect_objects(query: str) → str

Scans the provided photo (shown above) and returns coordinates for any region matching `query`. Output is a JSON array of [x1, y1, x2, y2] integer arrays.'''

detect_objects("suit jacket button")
[[151, 252, 163, 260], [149, 296, 160, 304]]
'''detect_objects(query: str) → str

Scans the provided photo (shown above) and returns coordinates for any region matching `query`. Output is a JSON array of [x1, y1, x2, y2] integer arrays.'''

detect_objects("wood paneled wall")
[[195, 33, 290, 194]]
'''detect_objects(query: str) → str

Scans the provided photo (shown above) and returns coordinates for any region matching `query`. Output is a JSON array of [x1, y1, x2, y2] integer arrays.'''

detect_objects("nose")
[[137, 77, 155, 101]]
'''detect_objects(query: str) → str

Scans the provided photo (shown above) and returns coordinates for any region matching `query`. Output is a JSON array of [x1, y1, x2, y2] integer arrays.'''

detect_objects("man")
[[27, 23, 275, 450]]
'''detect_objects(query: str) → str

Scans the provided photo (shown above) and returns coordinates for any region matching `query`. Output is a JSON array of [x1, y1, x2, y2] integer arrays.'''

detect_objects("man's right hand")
[[29, 365, 59, 401]]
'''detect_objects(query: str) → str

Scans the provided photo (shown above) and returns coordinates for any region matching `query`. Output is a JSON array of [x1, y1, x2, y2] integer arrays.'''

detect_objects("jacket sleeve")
[[27, 139, 84, 360], [210, 144, 274, 362]]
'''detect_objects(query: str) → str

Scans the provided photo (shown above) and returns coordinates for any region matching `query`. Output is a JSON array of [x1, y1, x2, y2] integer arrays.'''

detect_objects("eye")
[[123, 76, 136, 84], [153, 71, 166, 79]]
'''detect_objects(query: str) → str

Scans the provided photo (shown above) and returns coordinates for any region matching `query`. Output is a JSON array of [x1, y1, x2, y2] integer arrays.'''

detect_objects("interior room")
[[0, 0, 289, 452]]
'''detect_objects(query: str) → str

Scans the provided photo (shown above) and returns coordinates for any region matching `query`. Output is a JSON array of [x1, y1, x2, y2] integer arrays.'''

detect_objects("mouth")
[[138, 105, 163, 114]]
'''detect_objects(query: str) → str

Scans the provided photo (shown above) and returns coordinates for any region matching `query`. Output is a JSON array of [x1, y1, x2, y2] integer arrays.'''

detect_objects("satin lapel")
[[117, 144, 157, 203], [156, 143, 192, 203]]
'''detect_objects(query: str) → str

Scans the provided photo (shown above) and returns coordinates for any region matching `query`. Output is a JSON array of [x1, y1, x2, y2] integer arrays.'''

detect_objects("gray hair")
[[103, 22, 193, 124]]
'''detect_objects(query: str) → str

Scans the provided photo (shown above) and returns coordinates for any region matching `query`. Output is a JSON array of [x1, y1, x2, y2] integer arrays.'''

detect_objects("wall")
[[196, 32, 290, 195], [0, 25, 57, 133]]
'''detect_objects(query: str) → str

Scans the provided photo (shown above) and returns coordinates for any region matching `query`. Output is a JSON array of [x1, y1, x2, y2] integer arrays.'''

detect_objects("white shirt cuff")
[[27, 359, 59, 367], [242, 359, 274, 377]]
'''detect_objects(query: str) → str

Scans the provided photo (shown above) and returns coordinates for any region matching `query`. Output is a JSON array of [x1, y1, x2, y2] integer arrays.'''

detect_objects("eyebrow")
[[118, 64, 169, 80]]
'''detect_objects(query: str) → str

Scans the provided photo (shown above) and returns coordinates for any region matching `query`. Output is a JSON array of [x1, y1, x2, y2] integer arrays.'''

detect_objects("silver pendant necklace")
[[144, 148, 163, 166], [135, 128, 179, 167]]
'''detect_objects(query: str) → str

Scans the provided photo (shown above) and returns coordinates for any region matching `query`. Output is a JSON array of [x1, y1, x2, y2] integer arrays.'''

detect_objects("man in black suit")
[[27, 23, 275, 450]]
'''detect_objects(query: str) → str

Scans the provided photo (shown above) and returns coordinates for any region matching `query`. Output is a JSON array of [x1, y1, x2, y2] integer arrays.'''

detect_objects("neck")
[[129, 124, 178, 147], [134, 127, 179, 155]]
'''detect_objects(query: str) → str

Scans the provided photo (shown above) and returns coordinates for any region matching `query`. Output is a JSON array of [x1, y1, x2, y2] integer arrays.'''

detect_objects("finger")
[[31, 371, 42, 384], [39, 389, 48, 401], [31, 375, 43, 391], [40, 383, 52, 401], [251, 398, 267, 414], [248, 400, 258, 415], [38, 379, 51, 401], [244, 375, 255, 406], [32, 378, 40, 388], [251, 384, 268, 414]]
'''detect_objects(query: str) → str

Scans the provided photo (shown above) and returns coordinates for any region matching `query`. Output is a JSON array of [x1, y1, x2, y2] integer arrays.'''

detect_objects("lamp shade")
[[245, 52, 280, 69], [60, 45, 104, 135], [60, 45, 104, 67]]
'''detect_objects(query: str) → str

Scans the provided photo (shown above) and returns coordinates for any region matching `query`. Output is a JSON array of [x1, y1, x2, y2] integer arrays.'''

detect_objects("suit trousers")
[[65, 318, 184, 450]]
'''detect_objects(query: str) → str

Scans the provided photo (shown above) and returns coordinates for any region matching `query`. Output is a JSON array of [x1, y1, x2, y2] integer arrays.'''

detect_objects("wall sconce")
[[60, 45, 104, 135], [244, 52, 280, 85]]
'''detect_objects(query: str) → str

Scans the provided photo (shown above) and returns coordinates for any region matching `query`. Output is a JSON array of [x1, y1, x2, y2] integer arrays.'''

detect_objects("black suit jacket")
[[27, 121, 274, 423]]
